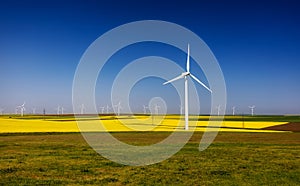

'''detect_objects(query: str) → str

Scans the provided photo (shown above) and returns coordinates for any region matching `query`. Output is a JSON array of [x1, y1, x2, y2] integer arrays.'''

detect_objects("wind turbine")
[[232, 106, 236, 116], [99, 107, 105, 114], [114, 102, 122, 116], [143, 105, 148, 114], [163, 44, 212, 130], [249, 105, 255, 116], [61, 106, 65, 115], [79, 104, 86, 114], [55, 106, 60, 115], [216, 105, 221, 116], [106, 105, 110, 114], [154, 104, 160, 115], [16, 102, 26, 116]]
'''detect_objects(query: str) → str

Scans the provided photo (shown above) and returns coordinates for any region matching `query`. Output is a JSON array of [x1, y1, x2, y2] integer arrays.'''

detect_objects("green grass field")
[[0, 115, 299, 185], [0, 132, 299, 185]]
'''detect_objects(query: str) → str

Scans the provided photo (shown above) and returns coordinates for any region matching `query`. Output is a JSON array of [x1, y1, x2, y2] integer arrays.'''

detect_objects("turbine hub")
[[182, 72, 190, 76]]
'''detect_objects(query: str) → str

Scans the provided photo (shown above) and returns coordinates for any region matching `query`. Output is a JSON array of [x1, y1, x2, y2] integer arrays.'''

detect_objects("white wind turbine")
[[154, 104, 160, 115], [17, 102, 26, 116], [80, 104, 85, 114], [55, 106, 60, 115], [249, 105, 255, 116], [232, 106, 236, 116], [114, 102, 122, 116], [99, 107, 105, 114], [106, 105, 110, 114], [216, 105, 221, 116], [143, 105, 148, 114], [61, 106, 65, 115], [163, 44, 212, 130]]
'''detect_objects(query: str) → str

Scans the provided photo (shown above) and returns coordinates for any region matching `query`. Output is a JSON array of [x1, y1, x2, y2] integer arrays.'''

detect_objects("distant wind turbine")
[[55, 106, 60, 115], [143, 105, 148, 114], [154, 104, 160, 115], [16, 102, 26, 116], [106, 105, 110, 114], [61, 107, 65, 115], [249, 106, 255, 116], [99, 107, 105, 114], [216, 105, 221, 116], [232, 106, 236, 116], [80, 104, 85, 114], [163, 44, 212, 130], [114, 102, 122, 116]]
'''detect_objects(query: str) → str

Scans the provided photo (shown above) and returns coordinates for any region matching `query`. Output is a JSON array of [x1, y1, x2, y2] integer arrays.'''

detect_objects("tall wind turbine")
[[154, 104, 160, 115], [143, 105, 148, 114], [80, 104, 85, 114], [17, 102, 26, 116], [216, 105, 221, 116], [99, 107, 105, 114], [163, 44, 212, 130], [61, 106, 65, 115], [249, 105, 255, 116], [55, 106, 60, 115], [232, 106, 236, 116], [114, 102, 122, 116], [106, 105, 110, 114]]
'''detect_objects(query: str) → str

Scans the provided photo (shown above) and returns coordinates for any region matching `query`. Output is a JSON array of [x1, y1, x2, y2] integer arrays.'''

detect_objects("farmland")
[[0, 115, 299, 185]]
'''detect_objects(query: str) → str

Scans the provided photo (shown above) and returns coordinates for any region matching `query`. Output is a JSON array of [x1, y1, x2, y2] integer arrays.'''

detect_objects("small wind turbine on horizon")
[[80, 104, 85, 114], [249, 105, 255, 116], [106, 105, 110, 114], [143, 105, 148, 114], [154, 104, 160, 115], [163, 44, 212, 130], [55, 106, 60, 115], [232, 106, 236, 116], [114, 102, 122, 116], [216, 105, 221, 116], [61, 106, 65, 115], [16, 102, 26, 116], [99, 107, 105, 114]]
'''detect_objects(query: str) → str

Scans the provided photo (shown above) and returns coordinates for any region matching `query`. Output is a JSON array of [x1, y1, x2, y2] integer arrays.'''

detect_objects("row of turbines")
[[7, 101, 256, 117]]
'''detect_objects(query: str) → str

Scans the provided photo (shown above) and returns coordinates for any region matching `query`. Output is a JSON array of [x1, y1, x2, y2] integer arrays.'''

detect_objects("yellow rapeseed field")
[[0, 115, 287, 133]]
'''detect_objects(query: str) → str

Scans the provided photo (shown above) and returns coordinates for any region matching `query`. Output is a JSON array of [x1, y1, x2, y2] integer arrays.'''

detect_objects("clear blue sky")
[[0, 0, 300, 115]]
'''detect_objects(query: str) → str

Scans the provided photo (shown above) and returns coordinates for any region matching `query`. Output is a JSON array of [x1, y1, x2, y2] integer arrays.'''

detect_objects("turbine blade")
[[186, 44, 190, 72], [190, 74, 212, 93], [163, 74, 184, 85]]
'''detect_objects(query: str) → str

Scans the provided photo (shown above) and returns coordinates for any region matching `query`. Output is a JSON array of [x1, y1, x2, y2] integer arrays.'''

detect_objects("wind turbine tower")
[[17, 102, 26, 116], [249, 105, 255, 116], [163, 44, 212, 130], [216, 105, 221, 116], [143, 105, 148, 114], [114, 102, 122, 116], [80, 104, 85, 114], [55, 106, 60, 115], [232, 106, 236, 116]]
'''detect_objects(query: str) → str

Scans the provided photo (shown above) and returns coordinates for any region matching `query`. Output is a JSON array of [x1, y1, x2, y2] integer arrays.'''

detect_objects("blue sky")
[[0, 0, 300, 115]]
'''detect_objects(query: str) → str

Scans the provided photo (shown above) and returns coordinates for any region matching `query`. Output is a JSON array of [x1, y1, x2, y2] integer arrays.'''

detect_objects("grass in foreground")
[[0, 132, 299, 185]]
